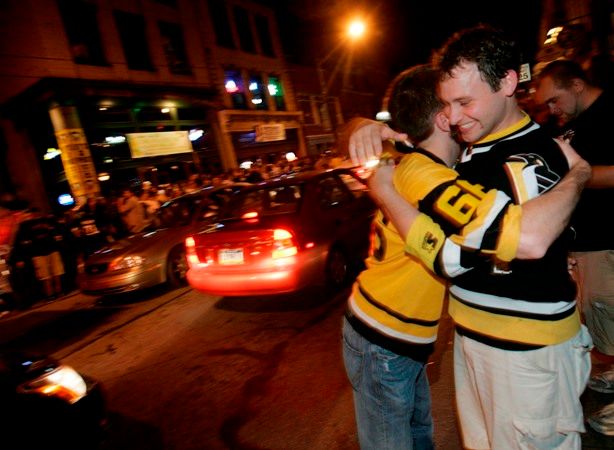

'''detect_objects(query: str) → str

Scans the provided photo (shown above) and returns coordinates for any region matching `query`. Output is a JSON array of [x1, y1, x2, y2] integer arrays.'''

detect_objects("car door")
[[310, 173, 370, 252]]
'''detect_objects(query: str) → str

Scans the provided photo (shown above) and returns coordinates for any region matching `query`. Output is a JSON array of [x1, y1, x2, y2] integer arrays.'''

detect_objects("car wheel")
[[325, 246, 349, 289], [167, 246, 188, 288]]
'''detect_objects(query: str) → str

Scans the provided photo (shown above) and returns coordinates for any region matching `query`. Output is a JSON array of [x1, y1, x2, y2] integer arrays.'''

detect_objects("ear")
[[435, 112, 450, 132], [571, 78, 585, 94], [501, 69, 518, 97]]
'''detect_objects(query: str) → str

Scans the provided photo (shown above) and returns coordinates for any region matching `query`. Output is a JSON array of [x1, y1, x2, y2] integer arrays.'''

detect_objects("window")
[[248, 74, 267, 110], [137, 107, 173, 122], [158, 21, 191, 75], [233, 6, 255, 53], [208, 0, 234, 48], [297, 95, 316, 125], [177, 107, 208, 121], [224, 69, 247, 109], [254, 15, 275, 57], [94, 106, 133, 123], [267, 75, 285, 110], [268, 186, 300, 213], [114, 11, 153, 71], [57, 0, 107, 66], [319, 177, 351, 208]]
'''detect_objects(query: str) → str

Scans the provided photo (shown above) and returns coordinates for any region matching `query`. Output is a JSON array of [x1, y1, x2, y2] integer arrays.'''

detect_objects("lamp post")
[[317, 18, 366, 130]]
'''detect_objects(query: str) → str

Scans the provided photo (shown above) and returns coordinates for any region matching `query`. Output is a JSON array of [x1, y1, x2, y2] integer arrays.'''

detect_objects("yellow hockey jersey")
[[350, 148, 521, 347]]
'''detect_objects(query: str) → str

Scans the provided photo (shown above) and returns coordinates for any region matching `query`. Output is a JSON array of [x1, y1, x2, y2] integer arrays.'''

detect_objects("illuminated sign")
[[126, 131, 193, 158], [255, 124, 286, 143]]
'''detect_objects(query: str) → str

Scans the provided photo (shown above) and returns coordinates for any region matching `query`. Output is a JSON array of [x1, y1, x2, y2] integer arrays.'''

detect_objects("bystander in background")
[[535, 58, 614, 436]]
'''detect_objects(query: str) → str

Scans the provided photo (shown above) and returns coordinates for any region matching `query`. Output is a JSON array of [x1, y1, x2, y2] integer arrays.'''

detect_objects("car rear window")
[[158, 196, 203, 227], [221, 185, 301, 219]]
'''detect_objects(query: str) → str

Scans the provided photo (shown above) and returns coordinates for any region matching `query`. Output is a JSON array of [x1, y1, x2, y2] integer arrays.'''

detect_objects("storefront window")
[[224, 70, 247, 109], [267, 75, 285, 110], [249, 74, 267, 110]]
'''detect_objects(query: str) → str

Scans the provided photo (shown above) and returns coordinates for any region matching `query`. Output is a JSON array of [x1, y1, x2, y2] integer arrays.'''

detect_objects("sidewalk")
[[0, 290, 98, 345]]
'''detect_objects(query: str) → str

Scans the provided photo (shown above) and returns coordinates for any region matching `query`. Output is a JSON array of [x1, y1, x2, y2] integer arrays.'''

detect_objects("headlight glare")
[[18, 365, 87, 404], [109, 255, 144, 271]]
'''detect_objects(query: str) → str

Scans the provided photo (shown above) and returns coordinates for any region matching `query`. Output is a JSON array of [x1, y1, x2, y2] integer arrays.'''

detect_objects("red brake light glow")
[[185, 236, 200, 265], [272, 228, 297, 259], [242, 211, 259, 219]]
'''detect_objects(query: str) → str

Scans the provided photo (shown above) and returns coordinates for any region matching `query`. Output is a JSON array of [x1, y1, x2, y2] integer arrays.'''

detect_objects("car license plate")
[[219, 248, 244, 265]]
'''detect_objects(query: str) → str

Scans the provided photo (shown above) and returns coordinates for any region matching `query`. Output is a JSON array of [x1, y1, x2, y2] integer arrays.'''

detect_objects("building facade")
[[0, 0, 305, 210], [535, 0, 613, 86]]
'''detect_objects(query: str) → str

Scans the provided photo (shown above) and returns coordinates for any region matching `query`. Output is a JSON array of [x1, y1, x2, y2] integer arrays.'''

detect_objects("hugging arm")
[[370, 142, 591, 276]]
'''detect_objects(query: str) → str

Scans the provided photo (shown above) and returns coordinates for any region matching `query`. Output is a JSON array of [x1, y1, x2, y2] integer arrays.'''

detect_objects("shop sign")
[[255, 124, 286, 142], [519, 63, 531, 83], [127, 131, 193, 158]]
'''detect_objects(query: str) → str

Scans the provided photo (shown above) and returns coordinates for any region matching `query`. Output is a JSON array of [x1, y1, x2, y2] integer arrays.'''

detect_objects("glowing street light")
[[319, 17, 368, 96], [347, 19, 366, 39]]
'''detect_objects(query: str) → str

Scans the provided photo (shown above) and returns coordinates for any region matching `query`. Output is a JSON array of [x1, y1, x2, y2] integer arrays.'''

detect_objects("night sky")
[[266, 0, 544, 80]]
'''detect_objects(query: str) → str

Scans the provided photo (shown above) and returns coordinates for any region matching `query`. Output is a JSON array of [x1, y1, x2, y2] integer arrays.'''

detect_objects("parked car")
[[185, 168, 377, 296], [78, 185, 246, 296], [0, 352, 107, 449]]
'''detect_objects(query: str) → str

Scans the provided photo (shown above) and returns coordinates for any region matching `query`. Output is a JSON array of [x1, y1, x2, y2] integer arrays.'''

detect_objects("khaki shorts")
[[32, 252, 65, 280], [454, 327, 592, 450], [572, 250, 614, 355]]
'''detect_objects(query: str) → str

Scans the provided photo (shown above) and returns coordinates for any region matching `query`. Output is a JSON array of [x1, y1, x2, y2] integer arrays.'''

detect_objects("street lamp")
[[318, 18, 367, 95], [317, 18, 367, 129], [347, 19, 366, 40]]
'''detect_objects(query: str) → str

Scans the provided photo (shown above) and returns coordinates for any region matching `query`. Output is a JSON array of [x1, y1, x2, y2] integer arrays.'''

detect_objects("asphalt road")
[[1, 286, 612, 449]]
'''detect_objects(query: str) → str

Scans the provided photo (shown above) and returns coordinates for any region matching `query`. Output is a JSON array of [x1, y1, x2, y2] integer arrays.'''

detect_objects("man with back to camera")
[[348, 25, 593, 449], [535, 58, 614, 436]]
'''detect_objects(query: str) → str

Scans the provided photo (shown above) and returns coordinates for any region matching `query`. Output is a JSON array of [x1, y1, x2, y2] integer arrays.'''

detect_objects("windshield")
[[220, 184, 302, 220]]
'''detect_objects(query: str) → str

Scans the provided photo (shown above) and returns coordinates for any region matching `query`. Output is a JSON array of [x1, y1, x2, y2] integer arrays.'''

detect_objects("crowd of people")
[[0, 153, 346, 312]]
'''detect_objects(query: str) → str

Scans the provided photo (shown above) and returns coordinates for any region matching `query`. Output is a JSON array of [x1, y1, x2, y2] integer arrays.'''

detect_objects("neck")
[[580, 85, 603, 112], [495, 101, 525, 134], [420, 133, 461, 167]]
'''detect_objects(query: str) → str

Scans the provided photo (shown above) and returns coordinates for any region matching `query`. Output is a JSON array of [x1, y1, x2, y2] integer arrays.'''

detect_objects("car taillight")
[[185, 236, 213, 266], [242, 211, 258, 219], [272, 228, 297, 259], [185, 236, 197, 264]]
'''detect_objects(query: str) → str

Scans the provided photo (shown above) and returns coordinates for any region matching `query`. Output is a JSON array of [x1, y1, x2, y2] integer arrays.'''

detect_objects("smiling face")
[[438, 61, 516, 144]]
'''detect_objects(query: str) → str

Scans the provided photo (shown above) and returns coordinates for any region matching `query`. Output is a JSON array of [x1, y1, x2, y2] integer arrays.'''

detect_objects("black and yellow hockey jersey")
[[350, 147, 521, 351], [405, 114, 580, 347]]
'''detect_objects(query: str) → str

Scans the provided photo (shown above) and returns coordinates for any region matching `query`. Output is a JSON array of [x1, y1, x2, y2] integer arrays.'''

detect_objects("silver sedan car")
[[78, 185, 246, 296]]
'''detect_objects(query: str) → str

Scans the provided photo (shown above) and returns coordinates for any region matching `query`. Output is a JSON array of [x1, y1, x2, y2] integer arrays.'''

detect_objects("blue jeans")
[[342, 317, 434, 450]]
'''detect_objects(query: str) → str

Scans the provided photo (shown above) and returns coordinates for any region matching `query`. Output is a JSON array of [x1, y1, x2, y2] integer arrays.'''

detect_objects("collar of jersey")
[[474, 111, 531, 145]]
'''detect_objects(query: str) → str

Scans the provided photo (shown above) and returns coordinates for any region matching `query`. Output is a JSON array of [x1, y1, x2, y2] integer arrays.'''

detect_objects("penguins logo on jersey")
[[504, 153, 560, 203], [422, 232, 438, 253]]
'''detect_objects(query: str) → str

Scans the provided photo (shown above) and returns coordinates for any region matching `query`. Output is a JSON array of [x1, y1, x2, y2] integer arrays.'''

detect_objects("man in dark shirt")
[[535, 58, 614, 436]]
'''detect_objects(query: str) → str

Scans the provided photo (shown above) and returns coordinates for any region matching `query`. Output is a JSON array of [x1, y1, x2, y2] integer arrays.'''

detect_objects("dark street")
[[1, 286, 613, 449]]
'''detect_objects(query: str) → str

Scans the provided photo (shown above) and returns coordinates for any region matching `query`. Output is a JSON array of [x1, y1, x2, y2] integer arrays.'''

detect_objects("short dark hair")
[[538, 59, 589, 89], [385, 64, 443, 145], [433, 24, 520, 92]]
